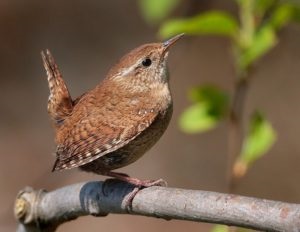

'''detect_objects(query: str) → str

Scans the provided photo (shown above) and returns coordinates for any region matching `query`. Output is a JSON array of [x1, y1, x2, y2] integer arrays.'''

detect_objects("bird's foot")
[[122, 178, 167, 212], [131, 178, 167, 187], [105, 171, 167, 187], [105, 171, 167, 211]]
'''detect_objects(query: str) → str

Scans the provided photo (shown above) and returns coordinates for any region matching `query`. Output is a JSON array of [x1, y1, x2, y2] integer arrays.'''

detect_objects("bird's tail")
[[41, 49, 73, 127]]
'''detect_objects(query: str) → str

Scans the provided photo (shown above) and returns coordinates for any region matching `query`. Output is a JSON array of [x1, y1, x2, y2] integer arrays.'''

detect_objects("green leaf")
[[179, 85, 229, 133], [188, 85, 229, 117], [239, 112, 276, 165], [270, 4, 294, 29], [254, 0, 275, 16], [292, 6, 300, 22], [236, 229, 253, 232], [138, 0, 180, 24], [211, 224, 250, 232], [159, 11, 239, 38], [211, 225, 229, 232], [238, 25, 277, 70], [179, 103, 218, 133], [269, 3, 300, 30]]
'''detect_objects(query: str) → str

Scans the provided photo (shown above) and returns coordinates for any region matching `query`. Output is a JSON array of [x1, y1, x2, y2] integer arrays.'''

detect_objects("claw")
[[122, 179, 167, 212], [103, 171, 167, 211]]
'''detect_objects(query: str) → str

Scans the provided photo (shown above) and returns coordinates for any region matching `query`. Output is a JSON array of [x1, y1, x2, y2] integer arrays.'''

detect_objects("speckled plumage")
[[41, 34, 182, 184]]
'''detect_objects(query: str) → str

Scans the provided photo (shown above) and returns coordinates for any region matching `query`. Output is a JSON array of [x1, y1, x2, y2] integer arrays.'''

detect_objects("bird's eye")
[[142, 58, 152, 67]]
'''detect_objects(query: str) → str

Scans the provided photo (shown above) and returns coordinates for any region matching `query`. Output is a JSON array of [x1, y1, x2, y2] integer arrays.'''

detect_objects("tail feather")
[[41, 49, 73, 126]]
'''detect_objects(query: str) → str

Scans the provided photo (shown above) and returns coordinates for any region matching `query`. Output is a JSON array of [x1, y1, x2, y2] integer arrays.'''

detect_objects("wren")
[[41, 34, 183, 187]]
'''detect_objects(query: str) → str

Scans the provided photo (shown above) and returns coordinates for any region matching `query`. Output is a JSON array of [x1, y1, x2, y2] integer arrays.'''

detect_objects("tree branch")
[[14, 180, 300, 232], [227, 77, 249, 191]]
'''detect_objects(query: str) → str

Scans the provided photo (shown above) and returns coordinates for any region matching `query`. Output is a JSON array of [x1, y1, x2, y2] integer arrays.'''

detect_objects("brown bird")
[[41, 34, 183, 187]]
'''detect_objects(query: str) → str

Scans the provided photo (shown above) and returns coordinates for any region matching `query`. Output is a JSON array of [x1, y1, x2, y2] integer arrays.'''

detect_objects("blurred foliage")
[[234, 112, 277, 178], [138, 0, 180, 24], [211, 225, 251, 232], [270, 3, 300, 29], [235, 1, 300, 72], [159, 11, 239, 38], [237, 24, 277, 71], [179, 85, 229, 133], [211, 225, 229, 232]]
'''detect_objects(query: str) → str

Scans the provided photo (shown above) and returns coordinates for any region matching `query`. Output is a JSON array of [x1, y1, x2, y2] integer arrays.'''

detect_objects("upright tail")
[[41, 50, 73, 127]]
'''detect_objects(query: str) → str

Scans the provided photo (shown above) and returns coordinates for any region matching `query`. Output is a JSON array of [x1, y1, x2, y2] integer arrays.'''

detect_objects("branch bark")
[[14, 180, 300, 232]]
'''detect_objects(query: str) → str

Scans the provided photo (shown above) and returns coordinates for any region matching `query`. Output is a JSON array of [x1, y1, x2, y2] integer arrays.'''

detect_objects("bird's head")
[[106, 34, 184, 92]]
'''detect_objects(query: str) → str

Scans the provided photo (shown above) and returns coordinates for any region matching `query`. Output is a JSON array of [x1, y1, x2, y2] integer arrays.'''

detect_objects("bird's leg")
[[105, 171, 167, 187], [103, 171, 167, 211]]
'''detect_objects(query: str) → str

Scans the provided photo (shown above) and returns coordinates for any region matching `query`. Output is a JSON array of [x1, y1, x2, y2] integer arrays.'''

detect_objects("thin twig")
[[227, 77, 249, 191]]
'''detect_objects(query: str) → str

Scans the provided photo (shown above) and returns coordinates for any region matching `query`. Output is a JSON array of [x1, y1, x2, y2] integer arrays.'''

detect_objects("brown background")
[[1, 1, 300, 231]]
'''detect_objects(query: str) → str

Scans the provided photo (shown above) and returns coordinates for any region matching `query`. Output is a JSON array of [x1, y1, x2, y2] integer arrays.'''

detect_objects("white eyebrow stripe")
[[120, 65, 135, 76], [115, 59, 143, 77]]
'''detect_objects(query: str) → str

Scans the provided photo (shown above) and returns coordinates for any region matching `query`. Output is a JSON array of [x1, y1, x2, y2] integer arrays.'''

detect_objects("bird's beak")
[[162, 33, 184, 51]]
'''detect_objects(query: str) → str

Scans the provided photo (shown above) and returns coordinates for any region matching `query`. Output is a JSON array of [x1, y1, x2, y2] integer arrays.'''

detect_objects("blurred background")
[[1, 0, 300, 231]]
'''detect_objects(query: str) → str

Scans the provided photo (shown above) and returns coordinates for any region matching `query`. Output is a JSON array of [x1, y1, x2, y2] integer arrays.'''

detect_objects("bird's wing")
[[52, 107, 159, 171], [41, 50, 73, 126]]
